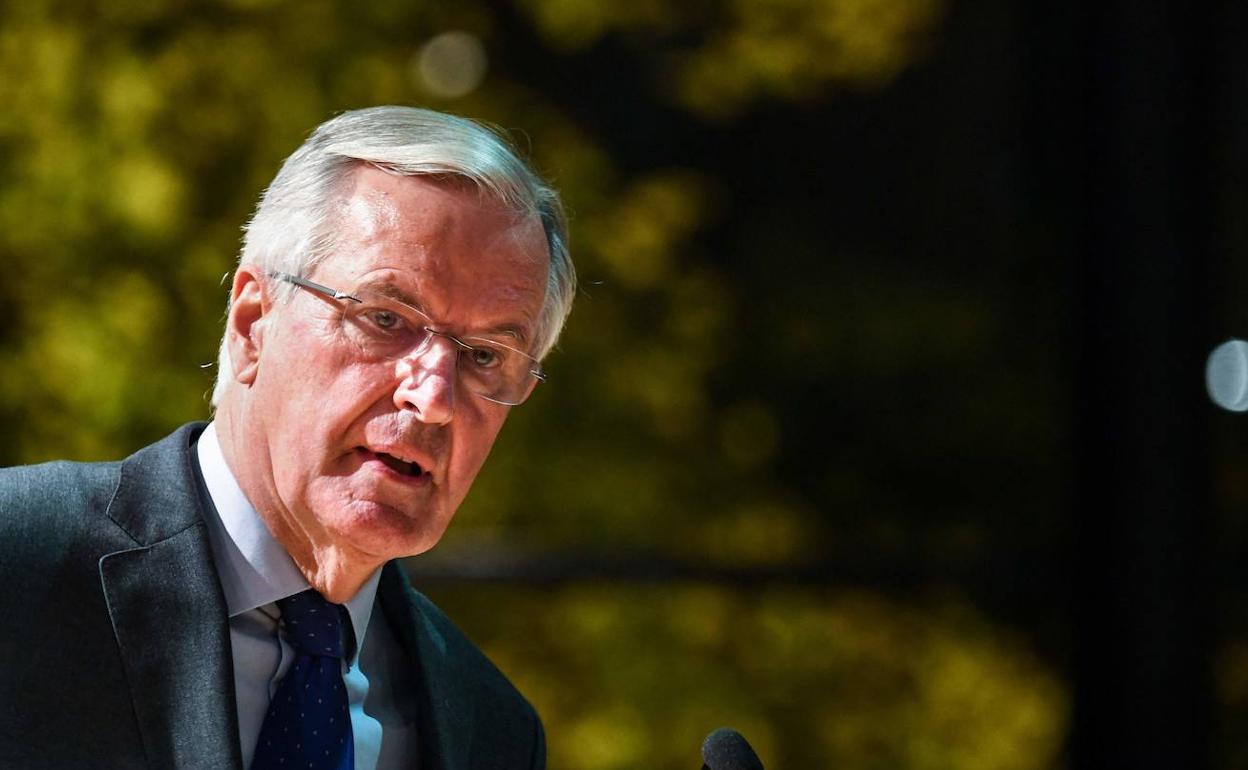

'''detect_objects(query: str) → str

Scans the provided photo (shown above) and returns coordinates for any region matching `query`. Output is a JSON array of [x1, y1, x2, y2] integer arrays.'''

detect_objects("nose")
[[393, 338, 457, 425]]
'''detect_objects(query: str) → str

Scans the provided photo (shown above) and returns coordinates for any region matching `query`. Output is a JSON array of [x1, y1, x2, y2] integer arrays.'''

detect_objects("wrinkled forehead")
[[316, 168, 549, 330], [326, 167, 546, 258], [334, 165, 540, 242], [341, 184, 400, 239]]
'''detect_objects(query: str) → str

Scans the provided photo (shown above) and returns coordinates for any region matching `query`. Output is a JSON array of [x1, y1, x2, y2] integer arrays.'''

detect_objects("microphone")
[[701, 727, 764, 770], [1207, 339, 1248, 411]]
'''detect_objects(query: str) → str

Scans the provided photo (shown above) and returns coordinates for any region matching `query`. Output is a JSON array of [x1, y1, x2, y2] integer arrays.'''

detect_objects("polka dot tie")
[[250, 590, 355, 770]]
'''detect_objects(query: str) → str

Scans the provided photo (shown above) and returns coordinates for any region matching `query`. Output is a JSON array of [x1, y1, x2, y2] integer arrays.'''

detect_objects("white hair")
[[210, 105, 575, 408]]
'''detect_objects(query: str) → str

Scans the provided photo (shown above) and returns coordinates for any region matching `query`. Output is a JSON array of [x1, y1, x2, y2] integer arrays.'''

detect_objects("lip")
[[365, 442, 436, 472], [355, 446, 434, 486]]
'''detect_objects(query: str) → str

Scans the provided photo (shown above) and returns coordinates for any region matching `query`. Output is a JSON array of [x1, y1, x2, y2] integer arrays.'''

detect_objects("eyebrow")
[[356, 277, 530, 344]]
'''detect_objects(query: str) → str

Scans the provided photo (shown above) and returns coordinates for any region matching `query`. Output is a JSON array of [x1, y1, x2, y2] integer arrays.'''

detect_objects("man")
[[0, 106, 575, 769]]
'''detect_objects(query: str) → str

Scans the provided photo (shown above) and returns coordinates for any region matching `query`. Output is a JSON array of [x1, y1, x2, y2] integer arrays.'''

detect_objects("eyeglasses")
[[271, 271, 546, 406]]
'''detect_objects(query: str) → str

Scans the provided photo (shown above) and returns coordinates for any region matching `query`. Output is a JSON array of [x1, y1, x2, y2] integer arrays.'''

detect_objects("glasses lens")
[[338, 290, 542, 405], [339, 292, 431, 361], [457, 336, 542, 405]]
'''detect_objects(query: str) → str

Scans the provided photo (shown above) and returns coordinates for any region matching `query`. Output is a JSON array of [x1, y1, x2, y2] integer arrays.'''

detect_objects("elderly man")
[[0, 106, 574, 770]]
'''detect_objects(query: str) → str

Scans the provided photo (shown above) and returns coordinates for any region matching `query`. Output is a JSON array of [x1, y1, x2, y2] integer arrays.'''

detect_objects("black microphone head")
[[701, 727, 764, 770]]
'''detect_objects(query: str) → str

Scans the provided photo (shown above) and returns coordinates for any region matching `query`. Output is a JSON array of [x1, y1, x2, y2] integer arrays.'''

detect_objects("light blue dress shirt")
[[196, 423, 417, 769]]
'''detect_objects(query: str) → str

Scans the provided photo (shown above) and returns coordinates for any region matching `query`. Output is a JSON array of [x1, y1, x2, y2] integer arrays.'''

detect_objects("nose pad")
[[393, 339, 458, 424]]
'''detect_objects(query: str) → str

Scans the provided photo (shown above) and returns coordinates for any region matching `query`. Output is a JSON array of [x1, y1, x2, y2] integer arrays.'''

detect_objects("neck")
[[278, 543, 377, 604], [214, 393, 382, 604]]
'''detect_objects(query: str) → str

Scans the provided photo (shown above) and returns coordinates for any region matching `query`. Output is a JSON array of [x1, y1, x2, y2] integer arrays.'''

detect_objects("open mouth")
[[361, 448, 426, 478]]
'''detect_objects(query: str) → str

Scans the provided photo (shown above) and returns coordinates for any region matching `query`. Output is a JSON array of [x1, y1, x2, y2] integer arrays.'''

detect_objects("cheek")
[[264, 364, 391, 477], [273, 331, 386, 406]]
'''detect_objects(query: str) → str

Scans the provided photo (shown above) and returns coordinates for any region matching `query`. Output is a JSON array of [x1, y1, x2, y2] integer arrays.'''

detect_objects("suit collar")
[[100, 422, 243, 770], [379, 562, 474, 770], [105, 422, 212, 545]]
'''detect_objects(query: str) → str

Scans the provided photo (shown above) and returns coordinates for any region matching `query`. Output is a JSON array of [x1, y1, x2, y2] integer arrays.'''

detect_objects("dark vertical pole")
[[1024, 0, 1224, 767], [1039, 1, 1223, 767]]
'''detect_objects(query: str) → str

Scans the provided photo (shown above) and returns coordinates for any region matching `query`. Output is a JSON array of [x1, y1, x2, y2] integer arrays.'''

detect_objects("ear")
[[225, 265, 270, 386]]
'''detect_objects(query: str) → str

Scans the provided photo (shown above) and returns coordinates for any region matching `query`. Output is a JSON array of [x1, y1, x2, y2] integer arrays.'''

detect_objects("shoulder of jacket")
[[0, 458, 122, 517]]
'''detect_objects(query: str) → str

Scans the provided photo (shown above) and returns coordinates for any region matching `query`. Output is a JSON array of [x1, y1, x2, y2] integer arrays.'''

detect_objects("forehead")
[[320, 166, 549, 331]]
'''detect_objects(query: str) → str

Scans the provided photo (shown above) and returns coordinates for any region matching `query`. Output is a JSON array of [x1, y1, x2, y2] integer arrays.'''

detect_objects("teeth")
[[376, 451, 421, 476]]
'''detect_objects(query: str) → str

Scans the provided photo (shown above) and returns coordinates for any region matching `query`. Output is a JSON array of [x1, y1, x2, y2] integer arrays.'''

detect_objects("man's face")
[[238, 167, 548, 566]]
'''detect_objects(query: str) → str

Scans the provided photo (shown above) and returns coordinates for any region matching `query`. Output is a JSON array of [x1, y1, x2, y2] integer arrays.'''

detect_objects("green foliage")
[[515, 0, 945, 117], [425, 582, 1067, 770]]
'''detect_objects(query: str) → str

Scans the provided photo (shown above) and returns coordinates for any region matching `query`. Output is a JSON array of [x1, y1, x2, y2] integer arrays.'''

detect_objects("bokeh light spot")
[[415, 31, 488, 99]]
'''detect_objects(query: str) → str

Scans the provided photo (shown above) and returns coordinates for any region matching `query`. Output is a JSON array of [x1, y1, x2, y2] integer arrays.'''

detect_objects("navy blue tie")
[[250, 590, 355, 770]]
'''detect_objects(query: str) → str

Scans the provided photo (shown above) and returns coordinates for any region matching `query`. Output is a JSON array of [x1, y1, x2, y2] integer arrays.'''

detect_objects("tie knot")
[[276, 589, 346, 659]]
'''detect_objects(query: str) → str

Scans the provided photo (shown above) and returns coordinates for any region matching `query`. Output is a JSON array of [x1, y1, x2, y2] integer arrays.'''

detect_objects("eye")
[[364, 308, 403, 332], [469, 345, 501, 369]]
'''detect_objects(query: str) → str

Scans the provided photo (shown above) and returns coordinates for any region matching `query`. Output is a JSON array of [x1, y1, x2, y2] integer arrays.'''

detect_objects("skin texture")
[[215, 166, 549, 602]]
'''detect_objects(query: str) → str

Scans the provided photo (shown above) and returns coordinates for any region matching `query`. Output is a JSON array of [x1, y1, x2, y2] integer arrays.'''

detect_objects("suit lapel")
[[99, 424, 242, 770], [379, 562, 474, 770]]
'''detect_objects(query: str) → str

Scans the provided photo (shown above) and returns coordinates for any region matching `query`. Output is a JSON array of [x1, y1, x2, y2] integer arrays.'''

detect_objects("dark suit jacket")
[[0, 423, 545, 769]]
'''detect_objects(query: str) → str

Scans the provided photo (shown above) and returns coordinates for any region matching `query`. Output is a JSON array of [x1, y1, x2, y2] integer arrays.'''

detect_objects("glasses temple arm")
[[271, 271, 360, 303]]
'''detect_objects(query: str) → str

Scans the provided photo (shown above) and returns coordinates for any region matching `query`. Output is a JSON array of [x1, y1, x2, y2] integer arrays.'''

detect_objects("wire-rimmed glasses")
[[271, 271, 546, 406]]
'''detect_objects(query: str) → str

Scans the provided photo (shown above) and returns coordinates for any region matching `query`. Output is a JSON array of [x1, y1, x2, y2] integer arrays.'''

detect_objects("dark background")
[[2, 0, 1244, 767]]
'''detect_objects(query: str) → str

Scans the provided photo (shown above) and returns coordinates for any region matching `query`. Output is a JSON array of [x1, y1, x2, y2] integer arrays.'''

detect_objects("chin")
[[331, 498, 450, 560]]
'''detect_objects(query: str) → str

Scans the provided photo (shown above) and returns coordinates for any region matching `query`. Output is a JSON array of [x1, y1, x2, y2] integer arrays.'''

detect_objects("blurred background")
[[3, 0, 1247, 767]]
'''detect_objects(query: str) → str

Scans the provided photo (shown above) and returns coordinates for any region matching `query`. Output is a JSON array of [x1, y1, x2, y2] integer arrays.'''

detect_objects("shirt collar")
[[196, 421, 380, 664]]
